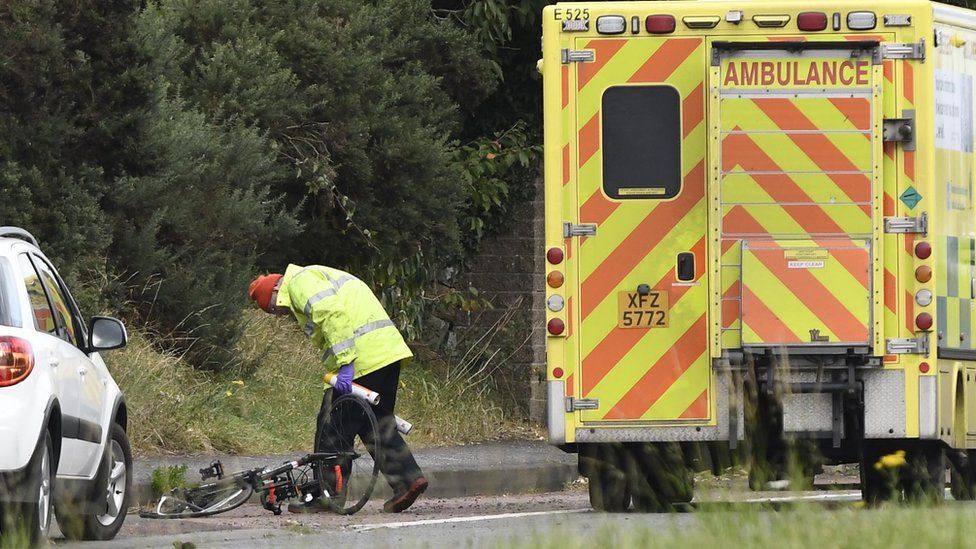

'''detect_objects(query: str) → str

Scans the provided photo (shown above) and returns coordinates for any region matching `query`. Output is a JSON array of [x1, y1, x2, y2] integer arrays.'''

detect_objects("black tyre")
[[628, 442, 693, 512], [860, 442, 896, 505], [316, 394, 381, 515], [140, 480, 253, 519], [58, 424, 132, 540], [587, 444, 629, 512], [6, 431, 54, 546], [949, 450, 976, 501], [903, 443, 946, 503]]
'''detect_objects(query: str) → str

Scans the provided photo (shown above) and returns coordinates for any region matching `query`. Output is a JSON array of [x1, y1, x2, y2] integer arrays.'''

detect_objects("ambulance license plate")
[[617, 290, 669, 329]]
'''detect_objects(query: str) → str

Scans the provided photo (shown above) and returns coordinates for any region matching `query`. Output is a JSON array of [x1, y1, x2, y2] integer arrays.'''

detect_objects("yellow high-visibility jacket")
[[276, 264, 413, 378]]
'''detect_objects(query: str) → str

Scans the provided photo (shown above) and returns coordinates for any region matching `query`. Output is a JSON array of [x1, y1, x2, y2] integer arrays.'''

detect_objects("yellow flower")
[[225, 390, 233, 397], [232, 380, 245, 386], [875, 450, 907, 470]]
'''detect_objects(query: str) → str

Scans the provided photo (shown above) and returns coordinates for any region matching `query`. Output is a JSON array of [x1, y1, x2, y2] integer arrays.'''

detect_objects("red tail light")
[[645, 15, 676, 34], [914, 241, 932, 259], [547, 247, 564, 265], [797, 11, 828, 31], [916, 313, 933, 331], [0, 336, 34, 387], [547, 318, 565, 336]]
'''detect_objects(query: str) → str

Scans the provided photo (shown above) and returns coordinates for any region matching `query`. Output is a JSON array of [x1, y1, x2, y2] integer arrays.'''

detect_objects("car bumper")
[[0, 374, 50, 473]]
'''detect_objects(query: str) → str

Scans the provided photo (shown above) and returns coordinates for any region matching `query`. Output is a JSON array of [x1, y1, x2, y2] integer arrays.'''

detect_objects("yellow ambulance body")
[[542, 0, 976, 507]]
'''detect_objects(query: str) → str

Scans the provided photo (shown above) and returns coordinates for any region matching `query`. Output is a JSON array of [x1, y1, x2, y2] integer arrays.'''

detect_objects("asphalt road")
[[52, 484, 867, 548]]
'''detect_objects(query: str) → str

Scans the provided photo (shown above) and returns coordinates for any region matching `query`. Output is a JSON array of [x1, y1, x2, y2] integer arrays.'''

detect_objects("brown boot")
[[383, 477, 428, 513]]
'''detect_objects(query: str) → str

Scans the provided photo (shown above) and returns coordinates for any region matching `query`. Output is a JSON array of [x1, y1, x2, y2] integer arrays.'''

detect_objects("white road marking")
[[350, 509, 589, 532], [739, 491, 861, 504]]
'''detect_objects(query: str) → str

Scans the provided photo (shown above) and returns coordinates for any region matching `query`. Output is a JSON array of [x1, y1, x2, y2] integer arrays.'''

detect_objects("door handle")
[[77, 366, 87, 377]]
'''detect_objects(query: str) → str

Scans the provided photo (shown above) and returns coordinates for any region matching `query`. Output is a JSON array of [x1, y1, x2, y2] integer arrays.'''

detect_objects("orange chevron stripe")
[[561, 65, 569, 109], [564, 237, 573, 261], [603, 314, 708, 419], [884, 191, 895, 216], [749, 246, 868, 341], [884, 141, 895, 161], [827, 97, 872, 131], [751, 97, 869, 131], [742, 285, 802, 342], [629, 38, 701, 83], [884, 60, 894, 84], [579, 191, 619, 226], [756, 99, 867, 177], [578, 39, 627, 91], [578, 112, 600, 168], [905, 233, 915, 255], [722, 296, 740, 329], [679, 389, 709, 419], [581, 237, 705, 395], [722, 239, 737, 255], [903, 60, 914, 104], [722, 132, 871, 209], [723, 204, 767, 234], [562, 144, 570, 186], [580, 162, 705, 320], [885, 269, 897, 314], [722, 131, 871, 203], [905, 150, 915, 180], [566, 373, 574, 397], [683, 83, 704, 138]]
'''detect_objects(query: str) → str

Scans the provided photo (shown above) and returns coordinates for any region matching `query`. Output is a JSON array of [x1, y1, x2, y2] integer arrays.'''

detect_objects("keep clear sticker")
[[788, 260, 825, 269]]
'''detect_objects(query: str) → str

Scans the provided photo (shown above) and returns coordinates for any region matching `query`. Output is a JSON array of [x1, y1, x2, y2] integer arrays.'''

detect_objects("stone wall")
[[455, 176, 547, 423]]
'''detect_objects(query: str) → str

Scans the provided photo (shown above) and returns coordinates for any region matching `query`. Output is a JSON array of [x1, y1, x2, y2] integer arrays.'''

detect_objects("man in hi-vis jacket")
[[249, 264, 427, 513]]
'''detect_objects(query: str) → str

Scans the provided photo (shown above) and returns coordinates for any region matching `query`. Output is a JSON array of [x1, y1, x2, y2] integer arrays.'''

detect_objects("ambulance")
[[541, 0, 976, 509]]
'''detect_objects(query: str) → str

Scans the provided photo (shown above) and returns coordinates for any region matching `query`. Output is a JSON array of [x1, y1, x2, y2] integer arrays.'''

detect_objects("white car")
[[0, 227, 131, 544]]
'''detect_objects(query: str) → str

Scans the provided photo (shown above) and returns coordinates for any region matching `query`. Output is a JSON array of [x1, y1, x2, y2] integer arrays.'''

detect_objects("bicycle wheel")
[[140, 480, 253, 519], [316, 393, 381, 515]]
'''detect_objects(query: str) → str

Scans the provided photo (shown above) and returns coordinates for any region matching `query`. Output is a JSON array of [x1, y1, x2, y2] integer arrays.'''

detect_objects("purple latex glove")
[[334, 363, 354, 395]]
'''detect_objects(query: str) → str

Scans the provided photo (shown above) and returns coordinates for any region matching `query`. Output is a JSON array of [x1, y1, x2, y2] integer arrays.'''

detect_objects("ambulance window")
[[601, 85, 681, 200]]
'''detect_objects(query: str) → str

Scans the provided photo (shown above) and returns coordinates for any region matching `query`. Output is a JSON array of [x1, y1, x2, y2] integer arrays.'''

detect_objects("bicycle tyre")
[[140, 481, 253, 519], [316, 393, 381, 515]]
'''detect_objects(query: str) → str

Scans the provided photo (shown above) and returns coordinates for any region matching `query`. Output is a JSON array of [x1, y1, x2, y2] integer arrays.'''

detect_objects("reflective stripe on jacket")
[[276, 263, 413, 378]]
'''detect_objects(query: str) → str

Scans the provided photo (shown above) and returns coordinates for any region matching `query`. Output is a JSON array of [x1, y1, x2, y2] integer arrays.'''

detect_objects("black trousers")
[[312, 362, 423, 497]]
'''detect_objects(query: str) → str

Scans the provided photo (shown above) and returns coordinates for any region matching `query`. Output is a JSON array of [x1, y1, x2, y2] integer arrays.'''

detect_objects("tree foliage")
[[0, 0, 547, 370]]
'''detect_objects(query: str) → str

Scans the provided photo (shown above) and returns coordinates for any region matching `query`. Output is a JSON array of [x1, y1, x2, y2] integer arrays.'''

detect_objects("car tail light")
[[916, 312, 933, 331], [0, 336, 34, 387], [797, 11, 828, 31], [919, 361, 931, 374], [547, 318, 565, 336], [916, 265, 932, 283], [552, 367, 564, 379], [915, 241, 932, 259], [646, 15, 676, 34]]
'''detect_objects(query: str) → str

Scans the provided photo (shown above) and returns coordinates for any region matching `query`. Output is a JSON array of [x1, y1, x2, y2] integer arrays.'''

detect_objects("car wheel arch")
[[45, 398, 62, 472], [111, 396, 127, 432]]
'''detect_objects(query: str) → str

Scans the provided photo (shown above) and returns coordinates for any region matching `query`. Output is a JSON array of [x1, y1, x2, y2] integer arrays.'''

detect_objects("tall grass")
[[520, 505, 976, 549], [105, 310, 531, 455]]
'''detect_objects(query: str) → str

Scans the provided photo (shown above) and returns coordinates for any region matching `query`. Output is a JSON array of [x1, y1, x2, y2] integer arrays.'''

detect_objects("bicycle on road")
[[140, 393, 381, 518]]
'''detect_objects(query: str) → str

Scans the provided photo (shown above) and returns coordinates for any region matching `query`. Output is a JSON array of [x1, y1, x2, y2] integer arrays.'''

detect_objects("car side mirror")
[[89, 316, 128, 352]]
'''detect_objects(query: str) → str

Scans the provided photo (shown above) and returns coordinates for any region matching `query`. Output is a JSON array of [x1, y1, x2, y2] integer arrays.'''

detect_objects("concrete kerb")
[[131, 441, 579, 505]]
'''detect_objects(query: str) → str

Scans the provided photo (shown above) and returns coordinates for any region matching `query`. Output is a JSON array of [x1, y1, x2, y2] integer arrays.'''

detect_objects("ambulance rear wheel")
[[587, 444, 630, 512], [627, 442, 694, 512], [949, 450, 976, 500]]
